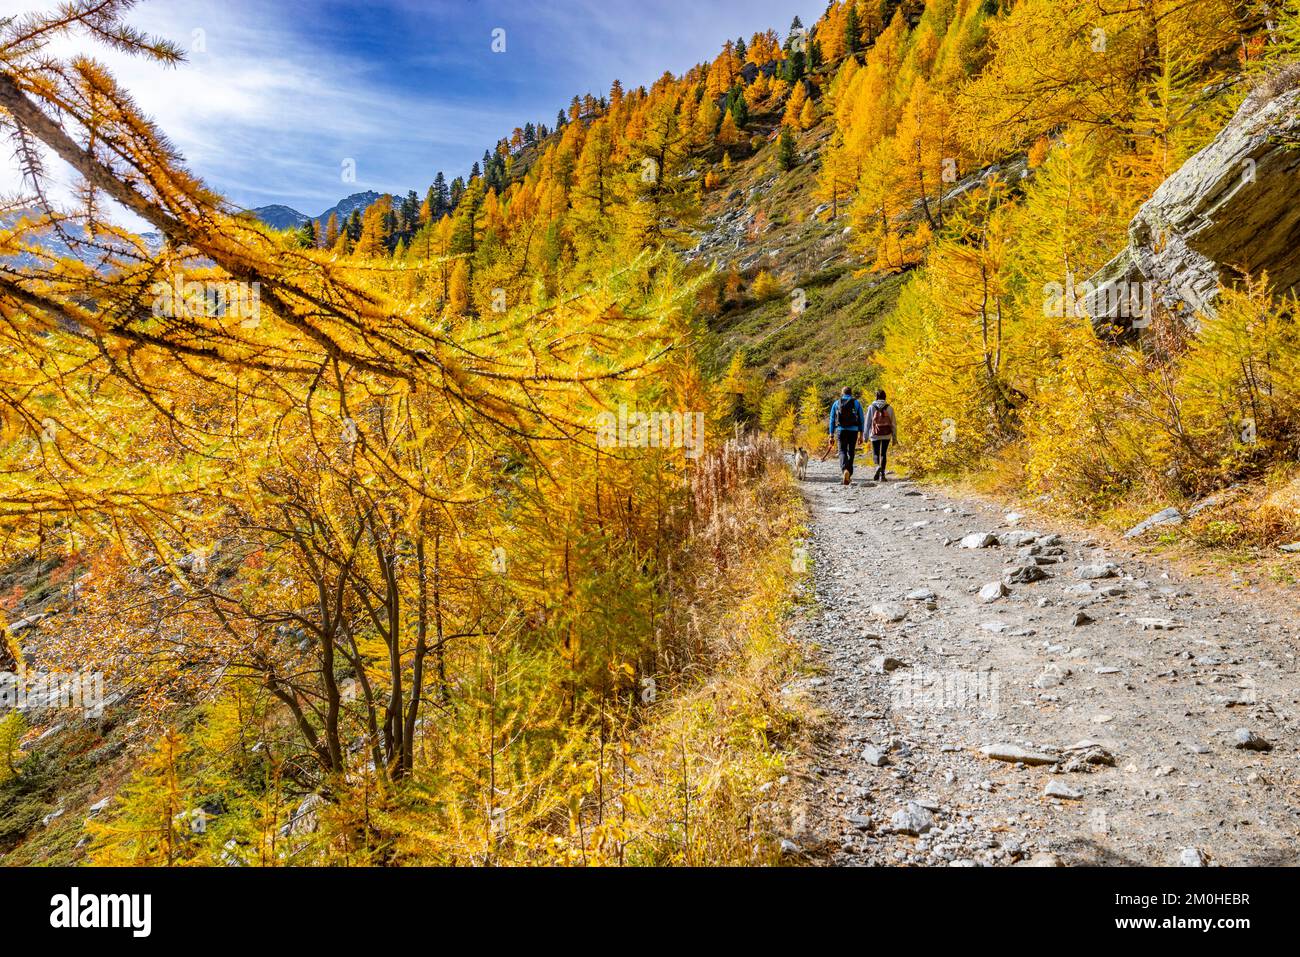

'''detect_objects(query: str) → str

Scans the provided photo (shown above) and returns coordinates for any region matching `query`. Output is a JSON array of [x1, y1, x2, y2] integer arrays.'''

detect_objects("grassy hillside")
[[687, 111, 909, 403]]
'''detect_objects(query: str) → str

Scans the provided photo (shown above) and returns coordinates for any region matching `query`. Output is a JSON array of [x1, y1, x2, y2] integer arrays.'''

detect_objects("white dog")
[[793, 447, 809, 480]]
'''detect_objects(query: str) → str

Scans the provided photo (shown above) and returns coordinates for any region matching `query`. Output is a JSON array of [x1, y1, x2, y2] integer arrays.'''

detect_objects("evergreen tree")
[[845, 3, 862, 54], [729, 90, 749, 128], [785, 49, 807, 82], [382, 205, 399, 245], [433, 171, 450, 214], [777, 126, 798, 170], [451, 178, 484, 255], [400, 190, 420, 234]]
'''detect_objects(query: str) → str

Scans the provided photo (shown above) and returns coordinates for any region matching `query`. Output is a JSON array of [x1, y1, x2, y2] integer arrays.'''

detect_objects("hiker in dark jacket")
[[828, 386, 866, 485], [865, 389, 900, 481]]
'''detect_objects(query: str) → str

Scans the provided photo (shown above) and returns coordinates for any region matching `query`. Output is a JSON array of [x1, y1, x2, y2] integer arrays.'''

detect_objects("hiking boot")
[[842, 470, 851, 485]]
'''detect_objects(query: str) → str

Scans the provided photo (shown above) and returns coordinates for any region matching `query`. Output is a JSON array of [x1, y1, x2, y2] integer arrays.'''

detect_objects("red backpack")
[[871, 404, 894, 437]]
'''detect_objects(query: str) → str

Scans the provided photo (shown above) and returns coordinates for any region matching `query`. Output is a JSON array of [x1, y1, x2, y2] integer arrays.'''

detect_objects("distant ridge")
[[249, 190, 382, 230]]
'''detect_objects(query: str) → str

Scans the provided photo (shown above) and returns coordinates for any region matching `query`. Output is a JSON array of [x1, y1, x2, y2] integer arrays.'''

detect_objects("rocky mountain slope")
[[687, 115, 909, 399], [249, 190, 382, 231]]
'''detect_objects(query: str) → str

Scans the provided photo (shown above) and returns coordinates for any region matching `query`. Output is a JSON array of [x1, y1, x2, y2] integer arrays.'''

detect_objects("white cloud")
[[1, 0, 825, 226], [2, 0, 516, 220]]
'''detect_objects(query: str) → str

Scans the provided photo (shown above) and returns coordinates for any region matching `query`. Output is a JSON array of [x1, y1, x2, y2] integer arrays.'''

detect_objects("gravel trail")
[[782, 455, 1300, 867]]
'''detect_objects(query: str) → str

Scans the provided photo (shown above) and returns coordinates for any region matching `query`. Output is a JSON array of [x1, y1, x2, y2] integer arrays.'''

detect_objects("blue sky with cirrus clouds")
[[1, 0, 823, 219]]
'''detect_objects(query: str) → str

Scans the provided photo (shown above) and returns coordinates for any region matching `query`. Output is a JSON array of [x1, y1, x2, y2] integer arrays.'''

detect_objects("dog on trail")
[[793, 447, 809, 480]]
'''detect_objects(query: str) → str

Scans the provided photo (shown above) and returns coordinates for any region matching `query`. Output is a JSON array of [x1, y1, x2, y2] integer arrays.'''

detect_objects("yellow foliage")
[[750, 270, 783, 301], [0, 713, 24, 786]]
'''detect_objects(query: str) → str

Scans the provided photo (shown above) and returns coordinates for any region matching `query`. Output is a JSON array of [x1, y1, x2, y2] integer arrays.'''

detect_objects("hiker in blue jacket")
[[828, 386, 866, 485]]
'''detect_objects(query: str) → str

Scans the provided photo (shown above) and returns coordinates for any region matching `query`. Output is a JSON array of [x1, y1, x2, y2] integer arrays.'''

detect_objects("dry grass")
[[609, 435, 813, 865]]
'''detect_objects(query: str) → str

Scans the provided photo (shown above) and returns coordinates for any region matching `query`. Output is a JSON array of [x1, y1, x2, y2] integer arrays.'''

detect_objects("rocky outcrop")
[[1090, 79, 1300, 333]]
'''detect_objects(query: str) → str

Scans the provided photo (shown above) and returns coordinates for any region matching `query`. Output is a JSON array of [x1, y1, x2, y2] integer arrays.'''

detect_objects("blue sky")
[[7, 0, 825, 217]]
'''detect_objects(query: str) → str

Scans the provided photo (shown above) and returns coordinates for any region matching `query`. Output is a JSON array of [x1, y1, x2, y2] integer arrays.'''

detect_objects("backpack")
[[836, 398, 861, 431], [870, 404, 894, 437]]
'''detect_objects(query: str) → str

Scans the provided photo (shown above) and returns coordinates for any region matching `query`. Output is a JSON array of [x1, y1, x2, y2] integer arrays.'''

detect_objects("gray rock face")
[[980, 744, 1059, 766], [1088, 83, 1300, 333], [1023, 852, 1062, 867], [999, 530, 1039, 548], [87, 797, 111, 816], [862, 744, 888, 767], [889, 802, 935, 836], [871, 602, 908, 623], [1062, 744, 1116, 771], [870, 655, 908, 674], [280, 794, 325, 839], [5, 613, 45, 634], [1044, 780, 1083, 799], [1232, 728, 1272, 752], [1076, 563, 1120, 580], [1125, 507, 1184, 538], [960, 532, 998, 549], [1003, 563, 1050, 584], [1178, 846, 1208, 867]]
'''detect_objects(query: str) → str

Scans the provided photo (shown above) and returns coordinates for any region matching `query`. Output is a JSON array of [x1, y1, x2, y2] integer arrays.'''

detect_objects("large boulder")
[[1089, 78, 1300, 334]]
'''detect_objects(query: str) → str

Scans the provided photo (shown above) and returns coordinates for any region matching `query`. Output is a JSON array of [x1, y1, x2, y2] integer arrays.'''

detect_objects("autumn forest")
[[2, 0, 1299, 873]]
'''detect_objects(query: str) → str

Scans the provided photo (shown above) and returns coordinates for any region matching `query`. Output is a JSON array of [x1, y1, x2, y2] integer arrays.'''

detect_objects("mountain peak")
[[250, 190, 384, 231]]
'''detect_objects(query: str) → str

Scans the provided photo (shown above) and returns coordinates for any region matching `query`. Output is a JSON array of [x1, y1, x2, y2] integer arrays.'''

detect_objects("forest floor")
[[778, 453, 1300, 867]]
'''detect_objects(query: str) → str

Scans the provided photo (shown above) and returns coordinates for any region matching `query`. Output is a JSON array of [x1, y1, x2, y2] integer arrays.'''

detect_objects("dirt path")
[[782, 454, 1300, 867]]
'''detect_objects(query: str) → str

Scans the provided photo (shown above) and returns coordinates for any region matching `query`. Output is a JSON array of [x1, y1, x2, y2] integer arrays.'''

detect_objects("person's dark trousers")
[[837, 430, 858, 476], [872, 438, 890, 480]]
